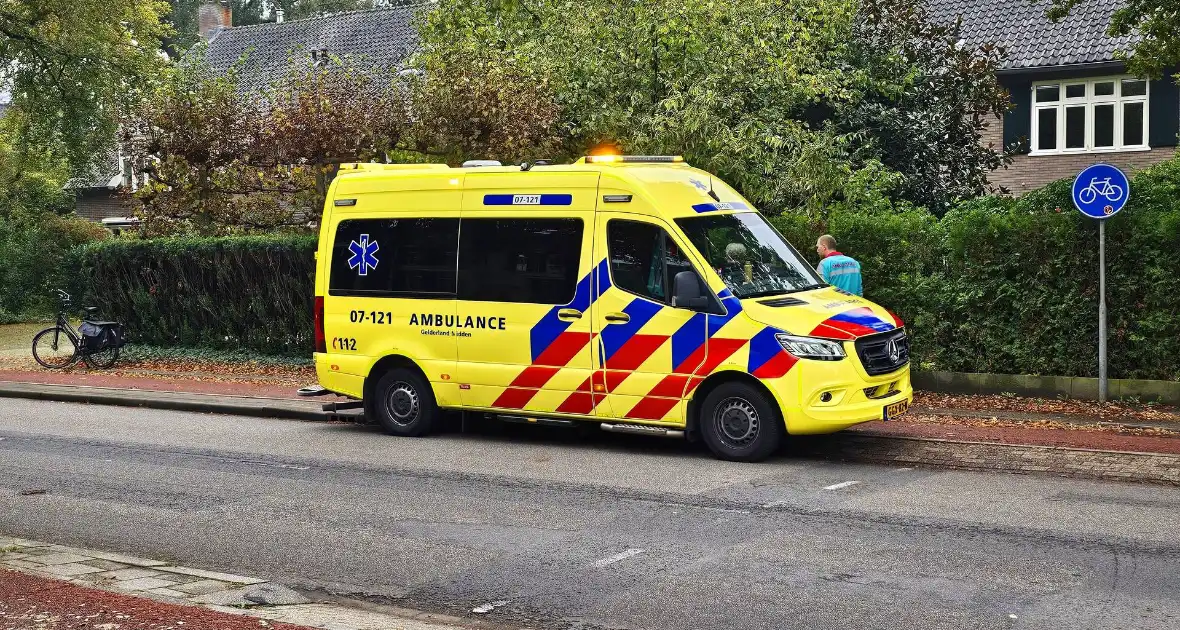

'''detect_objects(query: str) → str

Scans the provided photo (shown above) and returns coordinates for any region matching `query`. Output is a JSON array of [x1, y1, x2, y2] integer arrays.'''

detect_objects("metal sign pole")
[[1073, 163, 1125, 404], [1098, 220, 1107, 403]]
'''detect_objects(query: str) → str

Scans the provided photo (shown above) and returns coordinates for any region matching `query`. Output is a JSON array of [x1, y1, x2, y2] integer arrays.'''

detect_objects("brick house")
[[69, 1, 419, 223], [929, 0, 1180, 194]]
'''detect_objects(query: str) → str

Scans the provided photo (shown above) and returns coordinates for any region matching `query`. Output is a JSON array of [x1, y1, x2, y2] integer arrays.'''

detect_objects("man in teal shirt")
[[815, 234, 863, 296]]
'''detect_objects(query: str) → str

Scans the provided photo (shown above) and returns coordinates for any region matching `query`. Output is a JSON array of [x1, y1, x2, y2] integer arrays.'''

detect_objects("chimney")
[[198, 1, 232, 41]]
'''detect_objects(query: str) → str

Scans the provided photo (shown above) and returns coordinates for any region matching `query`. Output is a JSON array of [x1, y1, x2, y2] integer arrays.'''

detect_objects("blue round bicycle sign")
[[1072, 163, 1130, 219]]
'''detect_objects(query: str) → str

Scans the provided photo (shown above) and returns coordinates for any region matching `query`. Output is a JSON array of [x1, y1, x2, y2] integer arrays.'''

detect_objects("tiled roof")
[[65, 148, 122, 191], [926, 0, 1138, 70], [202, 3, 423, 92]]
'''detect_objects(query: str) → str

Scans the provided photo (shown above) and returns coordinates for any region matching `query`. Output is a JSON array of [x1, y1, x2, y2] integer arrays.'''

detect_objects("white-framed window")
[[1030, 76, 1150, 155]]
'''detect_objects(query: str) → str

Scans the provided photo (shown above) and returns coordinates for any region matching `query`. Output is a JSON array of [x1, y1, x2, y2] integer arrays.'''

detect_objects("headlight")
[[776, 333, 845, 361]]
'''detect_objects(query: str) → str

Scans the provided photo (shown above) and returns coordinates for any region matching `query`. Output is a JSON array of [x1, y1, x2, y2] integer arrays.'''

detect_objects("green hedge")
[[75, 235, 317, 355], [67, 159, 1180, 379], [771, 159, 1180, 381]]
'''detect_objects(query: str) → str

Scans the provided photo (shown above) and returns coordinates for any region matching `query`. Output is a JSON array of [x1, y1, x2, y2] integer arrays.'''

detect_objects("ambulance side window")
[[607, 220, 694, 305], [329, 218, 458, 297], [457, 218, 583, 304]]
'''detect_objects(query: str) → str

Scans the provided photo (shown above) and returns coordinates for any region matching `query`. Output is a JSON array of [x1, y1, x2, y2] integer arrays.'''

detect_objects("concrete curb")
[[3, 380, 1177, 485], [0, 380, 327, 422], [798, 433, 1180, 486]]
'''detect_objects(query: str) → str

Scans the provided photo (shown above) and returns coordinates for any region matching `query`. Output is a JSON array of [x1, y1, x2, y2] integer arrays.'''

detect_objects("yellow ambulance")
[[313, 155, 911, 462]]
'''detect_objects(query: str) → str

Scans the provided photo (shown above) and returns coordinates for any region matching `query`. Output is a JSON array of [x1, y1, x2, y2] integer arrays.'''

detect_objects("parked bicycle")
[[31, 290, 127, 370]]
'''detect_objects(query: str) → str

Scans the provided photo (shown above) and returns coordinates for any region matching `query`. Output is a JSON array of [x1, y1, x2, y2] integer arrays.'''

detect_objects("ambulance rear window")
[[329, 218, 459, 297]]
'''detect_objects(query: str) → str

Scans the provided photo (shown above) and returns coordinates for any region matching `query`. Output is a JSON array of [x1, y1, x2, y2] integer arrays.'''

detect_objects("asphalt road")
[[2, 399, 1179, 630]]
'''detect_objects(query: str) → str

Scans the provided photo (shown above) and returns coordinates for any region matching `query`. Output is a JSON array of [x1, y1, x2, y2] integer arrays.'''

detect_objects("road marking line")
[[594, 548, 644, 568], [472, 600, 508, 614], [895, 467, 913, 472], [824, 481, 860, 491]]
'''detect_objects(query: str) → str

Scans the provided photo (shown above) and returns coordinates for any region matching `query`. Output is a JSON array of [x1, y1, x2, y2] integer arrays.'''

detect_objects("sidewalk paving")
[[0, 537, 491, 630]]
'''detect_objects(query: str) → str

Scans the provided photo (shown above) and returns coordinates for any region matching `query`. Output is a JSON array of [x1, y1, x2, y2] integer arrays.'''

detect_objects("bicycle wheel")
[[32, 327, 78, 369], [1079, 187, 1097, 204], [84, 345, 120, 370]]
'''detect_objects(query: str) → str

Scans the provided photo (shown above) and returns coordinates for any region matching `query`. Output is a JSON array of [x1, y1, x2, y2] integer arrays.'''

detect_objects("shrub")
[[0, 212, 109, 319], [65, 158, 1180, 379], [770, 160, 1180, 381], [74, 235, 317, 355]]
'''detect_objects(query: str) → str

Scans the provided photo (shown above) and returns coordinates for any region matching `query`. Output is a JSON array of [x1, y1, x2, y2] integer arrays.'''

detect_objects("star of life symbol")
[[348, 234, 380, 277], [690, 178, 709, 191]]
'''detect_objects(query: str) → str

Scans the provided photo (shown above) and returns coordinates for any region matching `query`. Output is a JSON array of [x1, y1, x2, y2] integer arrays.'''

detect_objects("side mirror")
[[673, 271, 710, 310]]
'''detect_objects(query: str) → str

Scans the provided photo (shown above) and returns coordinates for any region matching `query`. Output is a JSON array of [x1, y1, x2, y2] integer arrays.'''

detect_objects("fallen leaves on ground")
[[914, 391, 1180, 424], [0, 355, 314, 388]]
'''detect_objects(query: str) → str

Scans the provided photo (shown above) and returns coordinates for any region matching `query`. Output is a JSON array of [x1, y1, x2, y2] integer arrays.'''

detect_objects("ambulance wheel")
[[369, 368, 437, 437], [699, 382, 783, 462]]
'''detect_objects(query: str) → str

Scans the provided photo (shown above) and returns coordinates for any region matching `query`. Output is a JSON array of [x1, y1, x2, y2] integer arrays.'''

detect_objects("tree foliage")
[[414, 0, 1010, 216], [0, 111, 107, 319], [1048, 0, 1180, 79], [0, 0, 171, 172], [123, 53, 409, 235], [0, 111, 72, 220]]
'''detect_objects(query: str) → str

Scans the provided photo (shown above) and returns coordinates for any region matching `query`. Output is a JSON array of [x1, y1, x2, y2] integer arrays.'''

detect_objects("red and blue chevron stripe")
[[810, 307, 899, 340], [747, 327, 798, 379], [493, 260, 609, 409], [624, 290, 747, 420]]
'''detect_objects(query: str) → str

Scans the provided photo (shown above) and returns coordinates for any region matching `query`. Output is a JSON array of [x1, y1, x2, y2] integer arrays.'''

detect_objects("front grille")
[[863, 382, 900, 399], [854, 329, 910, 376]]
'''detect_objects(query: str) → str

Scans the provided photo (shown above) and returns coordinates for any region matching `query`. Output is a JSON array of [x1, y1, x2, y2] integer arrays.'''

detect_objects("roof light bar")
[[584, 155, 685, 164]]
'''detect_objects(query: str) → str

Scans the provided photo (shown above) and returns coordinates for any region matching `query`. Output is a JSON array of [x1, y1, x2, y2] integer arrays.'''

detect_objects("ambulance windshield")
[[675, 212, 824, 299]]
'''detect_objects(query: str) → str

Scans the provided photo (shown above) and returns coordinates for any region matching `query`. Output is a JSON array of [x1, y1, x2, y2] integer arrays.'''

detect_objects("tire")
[[84, 346, 120, 370], [367, 368, 438, 437], [32, 327, 78, 369], [698, 381, 783, 462]]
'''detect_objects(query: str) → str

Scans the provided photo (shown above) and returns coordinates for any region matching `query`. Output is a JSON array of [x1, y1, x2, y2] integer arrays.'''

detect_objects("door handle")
[[557, 308, 583, 321], [604, 312, 631, 324]]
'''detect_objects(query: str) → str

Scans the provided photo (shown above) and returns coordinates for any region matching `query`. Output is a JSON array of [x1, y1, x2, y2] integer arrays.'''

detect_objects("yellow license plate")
[[884, 400, 909, 421]]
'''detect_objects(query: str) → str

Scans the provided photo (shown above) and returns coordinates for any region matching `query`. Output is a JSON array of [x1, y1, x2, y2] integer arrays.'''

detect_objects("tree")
[[123, 53, 409, 235], [1048, 0, 1180, 79], [839, 0, 1011, 211], [0, 0, 171, 172], [0, 110, 72, 219], [414, 0, 1010, 215], [403, 44, 562, 164]]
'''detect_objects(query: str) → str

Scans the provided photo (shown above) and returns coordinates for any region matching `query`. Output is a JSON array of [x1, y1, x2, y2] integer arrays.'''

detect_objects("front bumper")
[[768, 358, 913, 435]]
